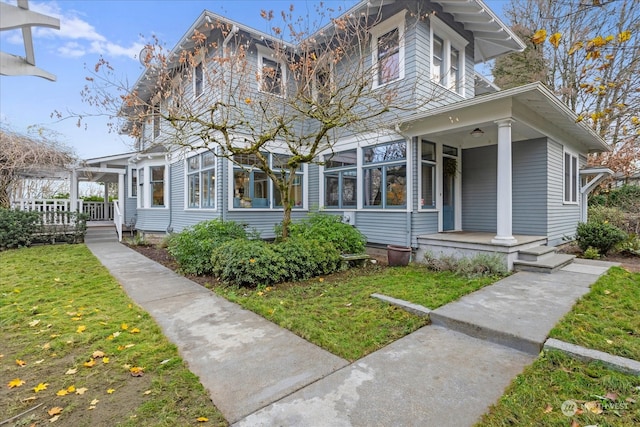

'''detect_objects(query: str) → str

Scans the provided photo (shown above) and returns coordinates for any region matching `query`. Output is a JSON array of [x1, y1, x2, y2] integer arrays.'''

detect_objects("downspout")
[[221, 25, 238, 223], [222, 25, 239, 55]]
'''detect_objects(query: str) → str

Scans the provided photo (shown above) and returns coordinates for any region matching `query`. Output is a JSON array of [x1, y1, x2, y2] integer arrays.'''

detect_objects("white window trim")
[[563, 149, 579, 205], [128, 166, 137, 199], [193, 61, 204, 99], [136, 160, 169, 210], [418, 140, 437, 211], [430, 15, 468, 97], [184, 150, 217, 211], [257, 45, 286, 97], [370, 9, 407, 89]]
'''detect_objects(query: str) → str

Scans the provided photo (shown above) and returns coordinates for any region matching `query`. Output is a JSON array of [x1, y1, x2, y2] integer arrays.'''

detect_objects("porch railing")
[[81, 202, 114, 221], [11, 199, 83, 225], [113, 200, 123, 242]]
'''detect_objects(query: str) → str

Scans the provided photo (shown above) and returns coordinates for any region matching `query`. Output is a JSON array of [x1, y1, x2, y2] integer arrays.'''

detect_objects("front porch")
[[416, 231, 547, 270]]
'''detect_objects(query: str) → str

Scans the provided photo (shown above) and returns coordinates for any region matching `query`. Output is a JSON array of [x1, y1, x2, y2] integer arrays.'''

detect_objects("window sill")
[[372, 76, 403, 90], [431, 80, 465, 98]]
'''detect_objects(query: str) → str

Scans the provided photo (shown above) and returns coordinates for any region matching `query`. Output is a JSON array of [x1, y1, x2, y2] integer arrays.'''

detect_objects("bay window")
[[187, 151, 216, 209]]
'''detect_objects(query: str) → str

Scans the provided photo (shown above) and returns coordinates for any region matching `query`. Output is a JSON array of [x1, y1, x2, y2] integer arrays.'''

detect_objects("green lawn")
[[0, 245, 225, 426], [213, 263, 497, 361], [550, 266, 640, 360]]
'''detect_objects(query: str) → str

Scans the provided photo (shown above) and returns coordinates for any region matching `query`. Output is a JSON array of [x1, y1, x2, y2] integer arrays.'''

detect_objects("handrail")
[[113, 200, 123, 242]]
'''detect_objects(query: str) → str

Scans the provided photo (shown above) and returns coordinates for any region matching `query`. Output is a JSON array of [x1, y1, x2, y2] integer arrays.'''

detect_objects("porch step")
[[513, 253, 575, 274], [517, 245, 557, 261], [84, 227, 118, 243]]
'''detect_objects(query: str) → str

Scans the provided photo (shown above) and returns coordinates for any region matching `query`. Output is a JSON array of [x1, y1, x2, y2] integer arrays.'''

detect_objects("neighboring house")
[[69, 0, 612, 270]]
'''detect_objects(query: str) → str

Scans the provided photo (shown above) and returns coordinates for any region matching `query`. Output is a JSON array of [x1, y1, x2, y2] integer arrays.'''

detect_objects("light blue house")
[[72, 0, 611, 271]]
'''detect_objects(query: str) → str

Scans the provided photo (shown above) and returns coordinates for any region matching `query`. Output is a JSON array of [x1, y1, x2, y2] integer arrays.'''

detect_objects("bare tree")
[[499, 0, 640, 176], [0, 125, 75, 208], [84, 3, 433, 237]]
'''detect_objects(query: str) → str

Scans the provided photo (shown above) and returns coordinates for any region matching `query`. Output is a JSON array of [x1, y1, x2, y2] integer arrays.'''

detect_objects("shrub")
[[211, 239, 286, 287], [0, 209, 41, 250], [424, 251, 507, 278], [281, 212, 366, 254], [617, 234, 640, 256], [588, 205, 626, 228], [167, 219, 248, 275], [575, 222, 627, 255], [273, 237, 342, 281], [583, 247, 601, 259]]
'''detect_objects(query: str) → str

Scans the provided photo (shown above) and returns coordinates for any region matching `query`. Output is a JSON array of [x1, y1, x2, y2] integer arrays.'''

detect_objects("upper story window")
[[564, 151, 578, 204], [371, 10, 406, 88], [187, 151, 216, 209], [258, 47, 285, 96], [430, 16, 468, 96], [194, 62, 204, 98], [152, 106, 160, 139]]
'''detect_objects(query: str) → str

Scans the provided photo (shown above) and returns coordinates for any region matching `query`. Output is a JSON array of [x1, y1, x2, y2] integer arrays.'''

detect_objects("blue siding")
[[513, 139, 547, 235], [462, 145, 497, 231], [547, 139, 580, 245]]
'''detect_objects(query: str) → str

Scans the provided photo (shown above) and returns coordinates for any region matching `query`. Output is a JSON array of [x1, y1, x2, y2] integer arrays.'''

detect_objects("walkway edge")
[[370, 293, 431, 317], [544, 338, 640, 376]]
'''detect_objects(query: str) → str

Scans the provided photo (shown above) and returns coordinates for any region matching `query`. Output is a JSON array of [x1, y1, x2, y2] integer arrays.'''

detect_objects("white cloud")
[[57, 41, 85, 58], [89, 40, 146, 60]]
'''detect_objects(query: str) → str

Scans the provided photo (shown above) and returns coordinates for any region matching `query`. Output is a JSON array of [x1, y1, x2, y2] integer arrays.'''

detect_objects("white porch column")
[[492, 119, 517, 245], [69, 169, 79, 213], [118, 172, 125, 224]]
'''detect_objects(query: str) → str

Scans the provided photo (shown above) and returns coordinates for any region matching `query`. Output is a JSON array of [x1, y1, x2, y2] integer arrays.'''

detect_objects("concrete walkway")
[[85, 227, 616, 426]]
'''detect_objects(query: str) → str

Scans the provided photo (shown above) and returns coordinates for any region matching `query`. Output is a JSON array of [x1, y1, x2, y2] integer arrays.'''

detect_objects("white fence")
[[12, 199, 115, 223]]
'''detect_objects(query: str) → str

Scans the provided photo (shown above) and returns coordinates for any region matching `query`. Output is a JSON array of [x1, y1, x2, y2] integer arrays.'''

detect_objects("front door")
[[442, 156, 456, 231]]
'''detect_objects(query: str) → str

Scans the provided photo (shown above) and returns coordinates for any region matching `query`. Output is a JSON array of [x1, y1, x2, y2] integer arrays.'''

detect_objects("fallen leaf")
[[71, 317, 82, 321], [49, 415, 60, 423], [48, 407, 63, 416], [102, 357, 109, 364], [143, 390, 152, 395], [90, 399, 99, 405], [42, 343, 50, 350], [604, 289, 611, 294], [584, 401, 603, 414], [543, 404, 553, 413], [33, 383, 48, 393], [130, 328, 140, 334], [570, 421, 580, 427], [92, 350, 105, 359], [56, 389, 68, 396], [107, 388, 115, 394], [8, 378, 25, 388], [75, 387, 88, 395], [125, 343, 135, 348], [21, 396, 37, 402], [65, 368, 77, 375], [35, 359, 44, 364], [83, 359, 96, 368], [130, 366, 144, 377], [625, 397, 636, 403], [606, 339, 614, 344], [16, 359, 26, 367], [112, 331, 121, 338], [54, 278, 60, 282], [76, 325, 86, 333], [121, 323, 128, 330], [196, 416, 209, 422], [66, 385, 75, 393], [605, 392, 618, 401], [29, 319, 41, 327], [88, 406, 96, 410]]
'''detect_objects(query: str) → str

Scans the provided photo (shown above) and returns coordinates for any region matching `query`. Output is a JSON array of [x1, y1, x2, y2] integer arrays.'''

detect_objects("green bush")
[[588, 205, 626, 227], [617, 234, 640, 256], [167, 219, 248, 275], [211, 239, 286, 287], [281, 212, 366, 254], [424, 251, 507, 278], [575, 222, 627, 255], [273, 237, 342, 282], [583, 246, 601, 259], [0, 209, 41, 249]]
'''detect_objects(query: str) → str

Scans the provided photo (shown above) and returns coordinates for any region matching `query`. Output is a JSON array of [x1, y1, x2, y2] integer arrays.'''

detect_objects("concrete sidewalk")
[[85, 228, 615, 426]]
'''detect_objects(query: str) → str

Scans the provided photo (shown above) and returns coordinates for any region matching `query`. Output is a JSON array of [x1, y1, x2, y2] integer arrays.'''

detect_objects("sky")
[[0, 0, 510, 160]]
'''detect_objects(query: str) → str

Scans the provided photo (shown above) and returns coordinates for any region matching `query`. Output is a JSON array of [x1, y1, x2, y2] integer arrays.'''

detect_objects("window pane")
[[188, 174, 199, 207], [325, 172, 339, 207], [131, 169, 137, 197], [571, 156, 577, 202], [234, 153, 261, 167], [564, 153, 571, 202], [274, 174, 302, 208], [202, 151, 215, 168], [261, 58, 282, 94], [325, 150, 357, 168], [234, 170, 250, 207], [188, 156, 199, 172], [252, 171, 269, 207], [364, 167, 383, 206], [421, 163, 435, 208], [450, 47, 460, 92], [433, 35, 444, 83], [342, 170, 357, 207], [195, 63, 203, 97], [364, 142, 406, 164], [421, 141, 435, 161], [386, 165, 406, 206], [378, 28, 400, 84], [202, 170, 215, 208], [152, 182, 164, 206], [443, 145, 458, 156], [151, 166, 164, 181]]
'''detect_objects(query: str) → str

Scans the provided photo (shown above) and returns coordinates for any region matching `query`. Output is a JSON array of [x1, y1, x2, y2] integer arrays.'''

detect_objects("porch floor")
[[418, 231, 546, 247]]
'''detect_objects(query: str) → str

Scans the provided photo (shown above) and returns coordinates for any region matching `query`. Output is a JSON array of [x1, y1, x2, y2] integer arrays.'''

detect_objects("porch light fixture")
[[470, 128, 484, 138]]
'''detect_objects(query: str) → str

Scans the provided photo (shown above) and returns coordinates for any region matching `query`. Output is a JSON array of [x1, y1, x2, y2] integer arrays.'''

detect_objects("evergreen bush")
[[575, 222, 627, 255], [281, 212, 366, 254]]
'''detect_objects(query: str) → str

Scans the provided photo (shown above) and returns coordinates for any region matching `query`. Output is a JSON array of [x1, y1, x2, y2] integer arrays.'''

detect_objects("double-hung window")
[[430, 16, 467, 96], [258, 47, 285, 96], [187, 151, 216, 209], [233, 153, 270, 208], [363, 141, 407, 208], [371, 10, 406, 88], [129, 168, 137, 198], [324, 150, 357, 209], [150, 166, 165, 207], [564, 151, 578, 203], [194, 62, 203, 98], [420, 141, 436, 209]]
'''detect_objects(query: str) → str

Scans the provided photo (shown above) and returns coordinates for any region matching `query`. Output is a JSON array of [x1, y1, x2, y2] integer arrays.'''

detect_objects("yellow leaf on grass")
[[29, 319, 41, 327], [129, 366, 144, 377], [71, 317, 82, 321], [103, 357, 109, 364], [48, 407, 63, 416], [83, 359, 96, 368], [8, 378, 25, 388], [92, 350, 105, 359], [107, 388, 115, 394], [90, 399, 99, 405], [35, 359, 44, 364], [121, 323, 128, 330], [75, 387, 87, 395], [66, 385, 75, 393], [50, 414, 60, 423], [33, 382, 48, 393], [56, 389, 68, 396], [76, 325, 86, 333], [42, 343, 50, 350], [16, 359, 26, 367], [197, 417, 209, 422], [584, 401, 603, 414], [125, 343, 135, 348], [65, 368, 77, 375], [543, 404, 553, 413], [130, 328, 140, 334], [143, 390, 152, 395]]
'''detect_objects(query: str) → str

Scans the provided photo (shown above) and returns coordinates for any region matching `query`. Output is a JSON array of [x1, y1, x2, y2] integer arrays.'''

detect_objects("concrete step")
[[428, 270, 594, 355], [513, 253, 575, 273], [518, 245, 556, 262]]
